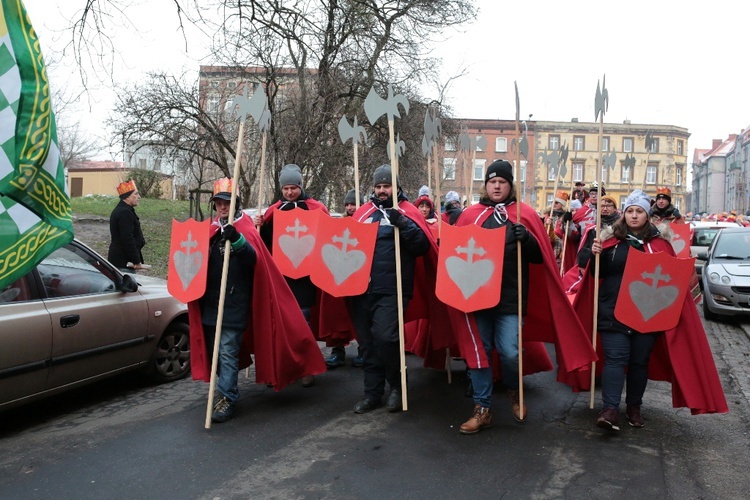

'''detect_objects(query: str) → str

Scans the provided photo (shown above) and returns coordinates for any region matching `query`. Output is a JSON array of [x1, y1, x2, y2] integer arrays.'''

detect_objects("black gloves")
[[222, 224, 241, 243], [511, 223, 530, 244], [562, 211, 573, 223], [386, 208, 408, 229]]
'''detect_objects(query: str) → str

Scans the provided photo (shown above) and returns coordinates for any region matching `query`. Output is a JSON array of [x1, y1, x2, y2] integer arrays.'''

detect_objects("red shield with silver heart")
[[669, 222, 691, 258], [614, 250, 695, 333], [309, 216, 377, 297], [272, 208, 320, 279], [436, 224, 505, 313], [167, 218, 210, 303]]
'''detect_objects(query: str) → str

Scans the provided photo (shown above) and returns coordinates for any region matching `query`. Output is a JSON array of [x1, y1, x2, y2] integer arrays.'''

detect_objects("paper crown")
[[656, 186, 671, 198], [116, 179, 137, 196], [213, 177, 234, 197], [555, 191, 570, 201]]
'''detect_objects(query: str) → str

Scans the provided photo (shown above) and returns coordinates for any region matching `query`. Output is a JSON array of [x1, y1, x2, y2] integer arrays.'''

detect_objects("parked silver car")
[[690, 221, 742, 287], [0, 240, 190, 411], [699, 227, 750, 320]]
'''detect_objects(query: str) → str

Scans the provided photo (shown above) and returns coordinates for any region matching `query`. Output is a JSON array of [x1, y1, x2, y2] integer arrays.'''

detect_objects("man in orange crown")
[[108, 179, 146, 271], [649, 186, 683, 225]]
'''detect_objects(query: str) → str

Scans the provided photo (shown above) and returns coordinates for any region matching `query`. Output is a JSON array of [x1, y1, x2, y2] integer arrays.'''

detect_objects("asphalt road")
[[1, 312, 749, 499]]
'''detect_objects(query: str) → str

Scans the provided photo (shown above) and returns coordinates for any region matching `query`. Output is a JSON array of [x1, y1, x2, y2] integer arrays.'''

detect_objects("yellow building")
[[67, 161, 173, 199]]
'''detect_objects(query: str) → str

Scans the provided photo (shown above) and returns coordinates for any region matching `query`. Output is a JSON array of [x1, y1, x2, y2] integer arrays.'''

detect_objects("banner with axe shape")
[[614, 250, 695, 333], [167, 218, 210, 303]]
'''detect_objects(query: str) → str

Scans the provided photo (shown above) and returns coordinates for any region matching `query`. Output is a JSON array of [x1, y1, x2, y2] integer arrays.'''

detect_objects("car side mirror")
[[696, 251, 708, 261], [120, 273, 139, 293]]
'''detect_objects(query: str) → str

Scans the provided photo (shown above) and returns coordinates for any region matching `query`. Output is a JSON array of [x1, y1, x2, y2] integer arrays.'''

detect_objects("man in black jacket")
[[108, 179, 145, 271], [349, 165, 430, 414]]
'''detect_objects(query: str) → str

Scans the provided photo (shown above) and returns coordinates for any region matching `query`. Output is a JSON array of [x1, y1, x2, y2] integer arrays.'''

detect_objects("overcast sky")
[[27, 0, 750, 164]]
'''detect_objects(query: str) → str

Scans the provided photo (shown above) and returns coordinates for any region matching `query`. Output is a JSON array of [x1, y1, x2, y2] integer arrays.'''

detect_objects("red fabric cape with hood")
[[568, 233, 728, 414], [262, 197, 357, 347], [352, 196, 473, 370], [188, 212, 326, 391], [456, 200, 598, 385]]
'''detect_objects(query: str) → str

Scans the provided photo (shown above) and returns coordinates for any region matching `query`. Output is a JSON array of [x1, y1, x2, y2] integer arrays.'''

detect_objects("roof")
[[67, 160, 127, 172]]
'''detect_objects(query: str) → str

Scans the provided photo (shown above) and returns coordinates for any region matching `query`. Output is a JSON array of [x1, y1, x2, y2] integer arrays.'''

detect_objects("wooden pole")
[[388, 119, 408, 411], [353, 138, 361, 209], [205, 121, 246, 429], [590, 109, 605, 409], [514, 82, 524, 416]]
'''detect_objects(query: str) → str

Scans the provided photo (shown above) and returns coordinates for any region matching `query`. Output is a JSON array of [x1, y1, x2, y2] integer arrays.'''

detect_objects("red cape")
[[352, 199, 470, 370], [188, 213, 326, 391], [569, 235, 728, 414], [456, 201, 598, 384], [263, 198, 357, 347]]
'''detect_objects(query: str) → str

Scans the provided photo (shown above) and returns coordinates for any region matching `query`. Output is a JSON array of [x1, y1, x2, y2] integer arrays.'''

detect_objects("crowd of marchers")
[[116, 160, 728, 434]]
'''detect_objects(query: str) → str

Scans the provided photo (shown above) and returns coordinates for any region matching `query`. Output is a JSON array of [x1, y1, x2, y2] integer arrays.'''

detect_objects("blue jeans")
[[468, 312, 520, 407], [205, 324, 244, 403], [600, 330, 658, 410]]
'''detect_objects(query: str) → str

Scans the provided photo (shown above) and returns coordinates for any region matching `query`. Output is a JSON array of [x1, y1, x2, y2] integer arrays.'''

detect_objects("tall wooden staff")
[[338, 115, 368, 209], [365, 83, 410, 410], [512, 82, 527, 413], [422, 106, 452, 381], [204, 85, 269, 429], [590, 75, 609, 408]]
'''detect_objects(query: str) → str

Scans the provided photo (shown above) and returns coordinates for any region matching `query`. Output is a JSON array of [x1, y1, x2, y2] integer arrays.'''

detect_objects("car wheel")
[[702, 295, 718, 321], [149, 322, 191, 382]]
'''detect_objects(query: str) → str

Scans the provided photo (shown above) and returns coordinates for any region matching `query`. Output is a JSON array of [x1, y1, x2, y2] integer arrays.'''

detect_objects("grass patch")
[[71, 195, 192, 280]]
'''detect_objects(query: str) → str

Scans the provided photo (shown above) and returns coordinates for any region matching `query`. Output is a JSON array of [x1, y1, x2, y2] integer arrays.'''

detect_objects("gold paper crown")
[[656, 186, 671, 197], [213, 177, 234, 197], [116, 179, 137, 196], [556, 190, 570, 201]]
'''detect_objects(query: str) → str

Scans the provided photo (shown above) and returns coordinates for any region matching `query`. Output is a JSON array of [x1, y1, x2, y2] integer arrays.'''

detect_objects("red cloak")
[[188, 213, 326, 391], [456, 201, 598, 384], [569, 235, 728, 414]]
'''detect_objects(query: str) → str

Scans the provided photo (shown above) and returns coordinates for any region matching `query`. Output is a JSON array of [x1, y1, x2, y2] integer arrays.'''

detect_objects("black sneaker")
[[325, 353, 345, 369], [211, 396, 236, 423], [386, 388, 402, 412], [354, 398, 381, 414], [351, 356, 363, 368]]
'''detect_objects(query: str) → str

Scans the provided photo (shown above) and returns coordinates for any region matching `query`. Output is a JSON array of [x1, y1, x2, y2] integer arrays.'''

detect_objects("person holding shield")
[[580, 189, 726, 431]]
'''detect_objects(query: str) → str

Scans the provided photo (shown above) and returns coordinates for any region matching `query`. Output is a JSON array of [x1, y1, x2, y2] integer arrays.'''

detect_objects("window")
[[472, 193, 480, 204], [574, 136, 585, 151], [208, 95, 220, 114], [138, 158, 146, 169], [473, 159, 486, 181], [677, 140, 684, 155], [649, 138, 659, 153], [548, 164, 556, 181], [38, 245, 117, 298], [514, 160, 526, 182], [495, 137, 507, 152], [619, 196, 628, 211], [676, 166, 683, 186], [546, 193, 554, 207], [602, 136, 610, 151], [646, 164, 657, 184], [623, 137, 634, 153], [443, 158, 456, 180], [573, 161, 584, 182], [621, 163, 631, 183], [601, 164, 608, 184], [549, 135, 560, 151], [445, 139, 457, 152]]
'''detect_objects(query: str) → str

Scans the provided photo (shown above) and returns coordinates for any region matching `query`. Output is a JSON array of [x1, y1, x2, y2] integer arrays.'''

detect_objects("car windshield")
[[692, 228, 722, 247], [713, 233, 750, 260]]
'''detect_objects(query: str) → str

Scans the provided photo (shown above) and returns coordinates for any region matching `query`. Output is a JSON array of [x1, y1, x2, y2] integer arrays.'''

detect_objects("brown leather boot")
[[626, 404, 644, 428], [459, 404, 492, 434], [507, 389, 527, 422]]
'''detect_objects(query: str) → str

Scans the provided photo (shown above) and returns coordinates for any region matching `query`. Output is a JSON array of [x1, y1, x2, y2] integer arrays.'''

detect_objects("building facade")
[[441, 119, 689, 213], [692, 129, 750, 215]]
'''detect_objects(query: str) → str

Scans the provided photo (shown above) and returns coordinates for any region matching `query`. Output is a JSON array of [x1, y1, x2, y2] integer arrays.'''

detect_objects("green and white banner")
[[0, 0, 73, 290]]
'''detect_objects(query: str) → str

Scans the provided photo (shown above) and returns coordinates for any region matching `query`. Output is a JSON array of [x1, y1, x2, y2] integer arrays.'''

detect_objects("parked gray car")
[[0, 239, 190, 411], [699, 227, 750, 320]]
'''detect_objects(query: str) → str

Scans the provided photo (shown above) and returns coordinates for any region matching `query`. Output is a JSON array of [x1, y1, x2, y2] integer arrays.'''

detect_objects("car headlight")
[[721, 275, 731, 285], [709, 272, 721, 284]]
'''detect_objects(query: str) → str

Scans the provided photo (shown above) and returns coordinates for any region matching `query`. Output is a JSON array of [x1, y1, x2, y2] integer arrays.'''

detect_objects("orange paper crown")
[[656, 186, 671, 197], [556, 190, 570, 201], [116, 179, 137, 196], [213, 177, 234, 197]]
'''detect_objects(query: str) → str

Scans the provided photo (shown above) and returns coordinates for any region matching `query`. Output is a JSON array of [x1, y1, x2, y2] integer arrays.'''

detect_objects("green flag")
[[0, 0, 73, 290]]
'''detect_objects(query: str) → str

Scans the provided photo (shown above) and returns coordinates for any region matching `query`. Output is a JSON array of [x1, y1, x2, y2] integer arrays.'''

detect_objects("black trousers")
[[350, 293, 409, 400]]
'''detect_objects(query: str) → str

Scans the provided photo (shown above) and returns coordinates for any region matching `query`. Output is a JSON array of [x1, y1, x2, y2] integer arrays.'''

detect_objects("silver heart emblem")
[[321, 245, 366, 285], [446, 256, 494, 299], [278, 218, 315, 268], [173, 250, 202, 290], [671, 236, 686, 255], [629, 265, 679, 321]]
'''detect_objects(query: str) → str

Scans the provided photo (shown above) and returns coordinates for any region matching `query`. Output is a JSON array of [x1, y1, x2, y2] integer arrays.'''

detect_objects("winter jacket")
[[108, 200, 145, 269]]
